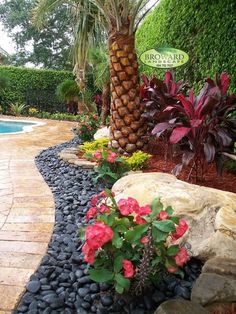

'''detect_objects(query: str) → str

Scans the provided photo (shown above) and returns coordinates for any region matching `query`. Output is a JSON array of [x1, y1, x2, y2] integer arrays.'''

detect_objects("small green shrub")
[[75, 114, 100, 142], [56, 79, 80, 102], [0, 71, 10, 92], [225, 160, 236, 174], [125, 151, 151, 171], [79, 138, 109, 155]]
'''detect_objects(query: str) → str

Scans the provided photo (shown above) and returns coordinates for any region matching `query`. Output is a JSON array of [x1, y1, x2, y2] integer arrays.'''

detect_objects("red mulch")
[[143, 146, 236, 194]]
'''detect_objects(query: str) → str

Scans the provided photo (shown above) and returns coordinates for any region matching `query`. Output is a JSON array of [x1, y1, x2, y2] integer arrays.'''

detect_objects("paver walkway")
[[0, 117, 75, 313]]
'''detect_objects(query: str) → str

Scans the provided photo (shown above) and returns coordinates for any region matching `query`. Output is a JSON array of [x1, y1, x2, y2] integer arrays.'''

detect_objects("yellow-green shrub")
[[79, 138, 109, 155], [125, 151, 151, 171]]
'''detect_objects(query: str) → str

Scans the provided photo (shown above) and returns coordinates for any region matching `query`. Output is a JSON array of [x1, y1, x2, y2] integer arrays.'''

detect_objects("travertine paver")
[[0, 116, 75, 312]]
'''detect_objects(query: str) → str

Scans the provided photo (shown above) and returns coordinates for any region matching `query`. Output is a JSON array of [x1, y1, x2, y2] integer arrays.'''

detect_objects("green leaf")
[[113, 217, 130, 228], [107, 213, 116, 226], [115, 283, 124, 294], [167, 245, 179, 256], [169, 216, 180, 224], [78, 227, 85, 241], [153, 220, 175, 232], [152, 226, 168, 242], [115, 273, 130, 289], [125, 224, 149, 242], [89, 269, 114, 283], [150, 197, 163, 218], [151, 256, 162, 267], [166, 206, 174, 215], [165, 257, 177, 268], [112, 232, 123, 248], [114, 224, 127, 233], [114, 255, 123, 273]]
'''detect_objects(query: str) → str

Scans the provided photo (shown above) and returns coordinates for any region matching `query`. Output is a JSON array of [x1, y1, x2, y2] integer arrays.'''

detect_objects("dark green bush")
[[136, 0, 236, 93], [56, 79, 80, 102], [0, 66, 73, 113]]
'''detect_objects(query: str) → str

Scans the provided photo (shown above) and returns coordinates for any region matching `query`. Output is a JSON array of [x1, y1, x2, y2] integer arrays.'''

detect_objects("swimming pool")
[[0, 119, 45, 134]]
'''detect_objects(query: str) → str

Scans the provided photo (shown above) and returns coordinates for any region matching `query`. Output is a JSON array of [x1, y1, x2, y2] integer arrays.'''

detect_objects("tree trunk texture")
[[101, 81, 110, 126], [108, 30, 146, 154]]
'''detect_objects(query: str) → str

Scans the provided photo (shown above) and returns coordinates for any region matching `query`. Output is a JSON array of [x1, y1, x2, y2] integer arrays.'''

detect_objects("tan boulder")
[[93, 127, 110, 140], [112, 172, 236, 261], [154, 300, 208, 314]]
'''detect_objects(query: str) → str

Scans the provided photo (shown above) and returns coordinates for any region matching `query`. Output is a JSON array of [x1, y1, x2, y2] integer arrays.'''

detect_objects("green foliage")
[[56, 80, 80, 102], [81, 191, 189, 294], [225, 160, 236, 174], [74, 114, 100, 142], [0, 0, 72, 69], [0, 66, 73, 112], [79, 138, 109, 155], [136, 0, 236, 93], [125, 151, 151, 171], [0, 71, 10, 92]]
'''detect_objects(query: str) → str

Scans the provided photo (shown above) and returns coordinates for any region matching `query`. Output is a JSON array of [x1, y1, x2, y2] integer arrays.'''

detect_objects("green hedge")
[[0, 66, 74, 112], [136, 0, 236, 92]]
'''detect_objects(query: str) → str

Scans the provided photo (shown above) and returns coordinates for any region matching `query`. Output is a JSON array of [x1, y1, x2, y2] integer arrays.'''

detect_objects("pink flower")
[[159, 211, 169, 220], [93, 151, 102, 159], [134, 215, 146, 225], [86, 207, 97, 221], [167, 267, 178, 273], [91, 195, 98, 206], [98, 190, 107, 198], [123, 260, 134, 278], [82, 243, 95, 264], [175, 247, 189, 267], [138, 205, 151, 216], [99, 203, 110, 214], [171, 219, 188, 241], [85, 221, 113, 250], [140, 236, 149, 244], [107, 151, 117, 163], [118, 197, 140, 216]]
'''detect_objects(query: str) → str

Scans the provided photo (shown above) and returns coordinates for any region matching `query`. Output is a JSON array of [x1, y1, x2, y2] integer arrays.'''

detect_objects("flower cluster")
[[75, 114, 100, 142], [80, 190, 190, 294], [86, 149, 129, 184]]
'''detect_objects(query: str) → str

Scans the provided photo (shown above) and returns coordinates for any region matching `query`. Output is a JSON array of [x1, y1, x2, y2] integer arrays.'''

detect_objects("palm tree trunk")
[[109, 30, 146, 154], [101, 81, 110, 125]]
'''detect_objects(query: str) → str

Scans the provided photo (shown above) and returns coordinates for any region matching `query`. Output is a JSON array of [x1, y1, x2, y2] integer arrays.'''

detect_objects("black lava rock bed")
[[14, 139, 202, 314]]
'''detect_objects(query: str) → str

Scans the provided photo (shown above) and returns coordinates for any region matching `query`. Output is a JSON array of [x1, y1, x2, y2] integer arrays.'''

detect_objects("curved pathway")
[[0, 117, 75, 313]]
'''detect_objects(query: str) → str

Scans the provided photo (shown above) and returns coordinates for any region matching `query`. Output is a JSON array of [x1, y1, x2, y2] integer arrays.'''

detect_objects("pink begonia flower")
[[93, 151, 102, 159], [123, 259, 134, 278], [91, 195, 98, 206], [107, 151, 117, 163], [86, 207, 97, 221], [138, 205, 151, 216], [134, 215, 146, 225], [140, 236, 149, 244], [99, 203, 110, 214], [167, 267, 178, 273], [85, 221, 113, 250], [159, 210, 169, 220], [171, 218, 188, 241], [118, 197, 140, 216], [174, 247, 189, 267], [82, 243, 95, 264]]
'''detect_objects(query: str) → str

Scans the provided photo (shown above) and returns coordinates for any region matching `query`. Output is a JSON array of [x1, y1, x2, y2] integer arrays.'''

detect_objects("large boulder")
[[112, 172, 236, 261], [154, 300, 208, 314]]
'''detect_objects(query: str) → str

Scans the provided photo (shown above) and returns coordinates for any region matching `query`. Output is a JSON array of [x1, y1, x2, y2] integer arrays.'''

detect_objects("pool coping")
[[0, 118, 45, 135]]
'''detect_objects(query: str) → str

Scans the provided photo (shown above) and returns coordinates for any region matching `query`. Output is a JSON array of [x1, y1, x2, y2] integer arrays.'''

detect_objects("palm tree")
[[33, 0, 158, 153]]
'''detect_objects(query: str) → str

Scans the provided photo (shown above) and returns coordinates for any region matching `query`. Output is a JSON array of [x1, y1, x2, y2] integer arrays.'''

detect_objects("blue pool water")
[[0, 120, 36, 134]]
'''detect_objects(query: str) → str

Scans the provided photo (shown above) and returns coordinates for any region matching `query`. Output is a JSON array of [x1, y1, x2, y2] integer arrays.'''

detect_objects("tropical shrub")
[[152, 72, 236, 178], [9, 103, 28, 116], [79, 138, 109, 155], [56, 79, 80, 102], [75, 114, 100, 142], [125, 151, 151, 171], [28, 107, 39, 116], [80, 190, 189, 295], [86, 150, 128, 184]]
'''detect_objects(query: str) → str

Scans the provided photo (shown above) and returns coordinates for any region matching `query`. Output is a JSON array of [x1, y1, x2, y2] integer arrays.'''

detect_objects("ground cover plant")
[[81, 190, 189, 295]]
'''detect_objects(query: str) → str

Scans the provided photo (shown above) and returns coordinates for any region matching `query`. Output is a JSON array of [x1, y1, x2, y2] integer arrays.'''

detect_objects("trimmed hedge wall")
[[136, 0, 236, 92], [0, 66, 73, 112]]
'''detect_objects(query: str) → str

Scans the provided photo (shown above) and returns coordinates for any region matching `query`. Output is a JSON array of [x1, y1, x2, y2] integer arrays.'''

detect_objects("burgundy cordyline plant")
[[151, 72, 236, 180], [80, 190, 189, 295]]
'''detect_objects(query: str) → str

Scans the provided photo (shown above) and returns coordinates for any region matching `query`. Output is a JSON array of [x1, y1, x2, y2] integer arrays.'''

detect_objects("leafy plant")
[[75, 114, 100, 142], [9, 103, 28, 116], [28, 107, 39, 116], [86, 150, 129, 184], [56, 79, 80, 102], [125, 151, 151, 171], [0, 71, 10, 92], [80, 190, 189, 295], [152, 72, 236, 179], [79, 138, 109, 155]]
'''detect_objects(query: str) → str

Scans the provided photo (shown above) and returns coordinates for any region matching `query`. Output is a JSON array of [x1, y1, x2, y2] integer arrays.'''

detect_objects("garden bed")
[[14, 140, 202, 314]]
